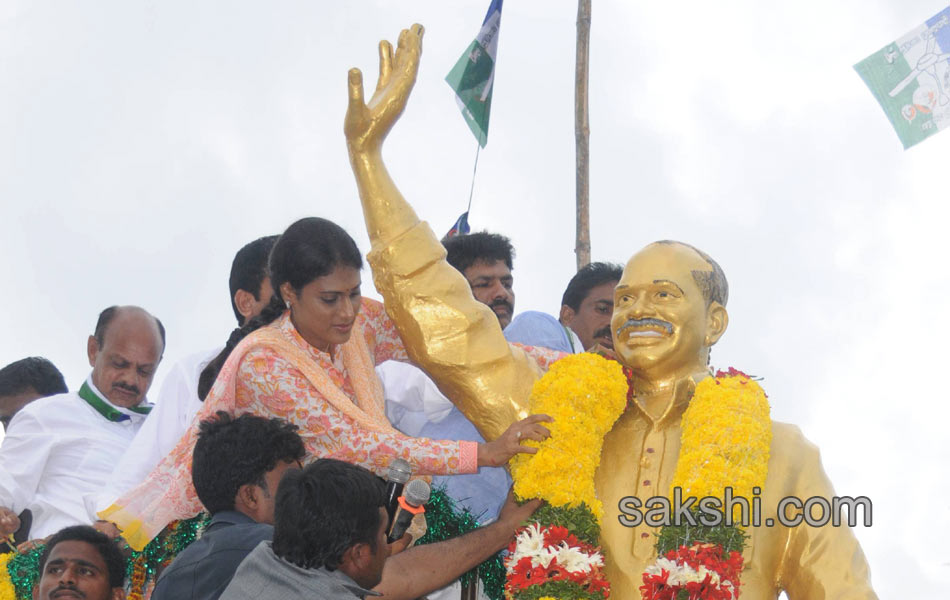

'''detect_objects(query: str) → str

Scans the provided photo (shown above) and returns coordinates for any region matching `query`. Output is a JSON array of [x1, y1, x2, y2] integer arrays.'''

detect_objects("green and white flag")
[[855, 6, 950, 149], [446, 0, 503, 147]]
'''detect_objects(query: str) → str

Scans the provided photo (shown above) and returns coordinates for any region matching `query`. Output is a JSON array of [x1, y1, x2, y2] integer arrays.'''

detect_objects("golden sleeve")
[[367, 220, 544, 441], [777, 435, 878, 599]]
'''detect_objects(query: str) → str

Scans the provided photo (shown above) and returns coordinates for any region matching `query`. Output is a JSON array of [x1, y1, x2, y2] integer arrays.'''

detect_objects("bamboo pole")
[[574, 0, 592, 269]]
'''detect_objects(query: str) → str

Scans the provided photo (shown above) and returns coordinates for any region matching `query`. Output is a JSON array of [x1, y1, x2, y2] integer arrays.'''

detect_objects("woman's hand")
[[477, 414, 553, 467], [345, 24, 424, 155]]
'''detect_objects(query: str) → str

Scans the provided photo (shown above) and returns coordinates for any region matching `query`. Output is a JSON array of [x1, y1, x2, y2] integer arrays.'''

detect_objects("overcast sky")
[[1, 0, 947, 594]]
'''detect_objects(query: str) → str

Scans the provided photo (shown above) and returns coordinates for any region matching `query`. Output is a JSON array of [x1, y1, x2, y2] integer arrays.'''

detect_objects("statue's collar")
[[632, 370, 709, 428]]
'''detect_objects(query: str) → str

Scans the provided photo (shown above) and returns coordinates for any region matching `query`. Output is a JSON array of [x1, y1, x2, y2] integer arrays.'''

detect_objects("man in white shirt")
[[0, 357, 68, 444], [0, 305, 165, 541], [0, 356, 69, 545], [97, 235, 278, 512]]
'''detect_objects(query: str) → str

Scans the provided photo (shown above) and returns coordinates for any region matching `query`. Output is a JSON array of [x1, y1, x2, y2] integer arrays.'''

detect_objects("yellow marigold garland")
[[0, 552, 14, 600], [670, 370, 772, 522], [510, 353, 627, 521], [507, 353, 626, 600], [641, 369, 772, 599]]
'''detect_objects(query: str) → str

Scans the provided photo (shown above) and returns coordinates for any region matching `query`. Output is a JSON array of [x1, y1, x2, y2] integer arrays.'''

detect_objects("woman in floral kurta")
[[236, 298, 481, 475], [103, 217, 554, 550]]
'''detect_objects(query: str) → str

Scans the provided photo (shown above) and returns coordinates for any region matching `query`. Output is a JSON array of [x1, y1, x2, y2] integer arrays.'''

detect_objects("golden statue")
[[345, 24, 877, 599]]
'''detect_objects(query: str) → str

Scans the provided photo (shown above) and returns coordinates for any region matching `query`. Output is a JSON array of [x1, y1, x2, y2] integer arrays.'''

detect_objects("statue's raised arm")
[[345, 25, 423, 245], [344, 25, 547, 441]]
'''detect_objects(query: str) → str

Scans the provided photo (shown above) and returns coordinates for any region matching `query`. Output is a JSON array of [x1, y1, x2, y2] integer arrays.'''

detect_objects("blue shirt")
[[420, 408, 511, 523], [151, 511, 273, 600]]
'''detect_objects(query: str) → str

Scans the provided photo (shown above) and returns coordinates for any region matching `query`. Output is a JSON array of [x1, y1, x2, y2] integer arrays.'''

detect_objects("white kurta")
[[97, 347, 221, 512], [0, 379, 147, 539], [378, 360, 454, 437]]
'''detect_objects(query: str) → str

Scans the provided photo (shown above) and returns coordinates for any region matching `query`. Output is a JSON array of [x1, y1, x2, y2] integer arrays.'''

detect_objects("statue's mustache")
[[615, 317, 674, 337]]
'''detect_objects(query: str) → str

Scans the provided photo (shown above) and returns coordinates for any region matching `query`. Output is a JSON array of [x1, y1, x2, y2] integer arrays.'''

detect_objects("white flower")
[[643, 557, 725, 588], [506, 523, 546, 569], [505, 524, 607, 576], [554, 543, 594, 573], [533, 546, 558, 569]]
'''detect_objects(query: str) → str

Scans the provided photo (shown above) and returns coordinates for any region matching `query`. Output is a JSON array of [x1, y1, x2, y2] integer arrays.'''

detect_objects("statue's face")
[[610, 243, 725, 380]]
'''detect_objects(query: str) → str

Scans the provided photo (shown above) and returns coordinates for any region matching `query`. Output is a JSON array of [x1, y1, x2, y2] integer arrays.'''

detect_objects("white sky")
[[1, 0, 947, 594]]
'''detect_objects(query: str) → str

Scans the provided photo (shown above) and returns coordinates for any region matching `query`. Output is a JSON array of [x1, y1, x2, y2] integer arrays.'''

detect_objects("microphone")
[[387, 479, 430, 543], [384, 459, 412, 524]]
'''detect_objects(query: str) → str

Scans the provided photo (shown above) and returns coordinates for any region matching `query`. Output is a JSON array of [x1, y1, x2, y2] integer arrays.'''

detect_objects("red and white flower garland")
[[504, 523, 609, 597]]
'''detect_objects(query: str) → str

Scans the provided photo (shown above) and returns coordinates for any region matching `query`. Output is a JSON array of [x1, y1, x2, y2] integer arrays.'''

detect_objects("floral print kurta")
[[235, 299, 479, 475]]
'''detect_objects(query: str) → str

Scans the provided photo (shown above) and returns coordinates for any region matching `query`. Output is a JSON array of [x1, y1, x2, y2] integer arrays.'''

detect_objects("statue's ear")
[[705, 302, 729, 346]]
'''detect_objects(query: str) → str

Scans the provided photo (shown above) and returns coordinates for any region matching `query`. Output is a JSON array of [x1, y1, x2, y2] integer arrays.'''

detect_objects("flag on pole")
[[854, 6, 950, 149], [446, 0, 504, 147], [444, 211, 471, 239]]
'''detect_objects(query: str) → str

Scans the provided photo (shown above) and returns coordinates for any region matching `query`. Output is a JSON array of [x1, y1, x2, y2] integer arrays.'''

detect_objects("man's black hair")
[[561, 262, 623, 311], [93, 306, 166, 351], [441, 231, 514, 273], [0, 357, 67, 397], [654, 240, 729, 306], [228, 235, 279, 325], [272, 459, 385, 571], [38, 525, 126, 589], [192, 412, 306, 514]]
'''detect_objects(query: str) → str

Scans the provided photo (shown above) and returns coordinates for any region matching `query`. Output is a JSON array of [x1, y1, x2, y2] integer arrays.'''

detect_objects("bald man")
[[0, 306, 165, 541]]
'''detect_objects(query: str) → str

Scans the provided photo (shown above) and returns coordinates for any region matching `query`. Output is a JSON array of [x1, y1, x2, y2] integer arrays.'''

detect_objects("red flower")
[[622, 366, 637, 409], [506, 522, 613, 598], [543, 525, 571, 546], [714, 367, 752, 380], [641, 543, 744, 600]]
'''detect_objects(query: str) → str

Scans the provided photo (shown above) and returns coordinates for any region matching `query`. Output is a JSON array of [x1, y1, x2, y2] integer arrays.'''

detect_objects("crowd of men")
[[0, 230, 623, 600]]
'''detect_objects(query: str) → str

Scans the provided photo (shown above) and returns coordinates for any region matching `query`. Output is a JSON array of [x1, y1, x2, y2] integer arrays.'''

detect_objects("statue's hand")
[[345, 24, 424, 154]]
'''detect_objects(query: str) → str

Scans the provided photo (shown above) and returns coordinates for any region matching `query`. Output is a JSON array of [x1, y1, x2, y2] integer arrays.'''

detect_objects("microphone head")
[[387, 459, 412, 485], [404, 479, 431, 507]]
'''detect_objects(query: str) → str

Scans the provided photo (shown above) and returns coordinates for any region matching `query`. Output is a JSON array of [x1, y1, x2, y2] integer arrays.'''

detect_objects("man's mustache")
[[615, 317, 674, 336], [489, 298, 513, 313], [113, 382, 140, 395], [50, 585, 85, 599], [593, 326, 612, 339]]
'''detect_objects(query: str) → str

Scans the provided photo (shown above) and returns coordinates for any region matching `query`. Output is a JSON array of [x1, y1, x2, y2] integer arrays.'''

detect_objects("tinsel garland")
[[2, 513, 209, 600], [126, 513, 210, 599], [5, 545, 42, 600], [416, 487, 505, 600]]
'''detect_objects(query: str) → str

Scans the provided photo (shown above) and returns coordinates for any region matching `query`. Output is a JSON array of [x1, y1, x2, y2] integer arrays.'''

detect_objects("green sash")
[[78, 381, 151, 422]]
